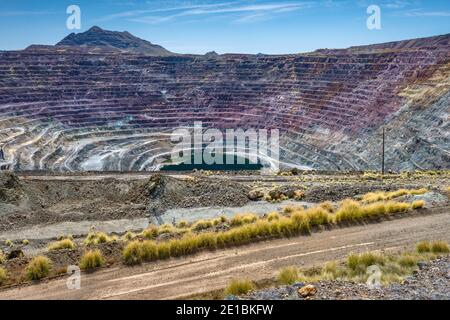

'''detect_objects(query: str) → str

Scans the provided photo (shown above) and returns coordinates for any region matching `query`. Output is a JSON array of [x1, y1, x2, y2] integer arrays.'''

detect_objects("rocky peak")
[[56, 26, 174, 56]]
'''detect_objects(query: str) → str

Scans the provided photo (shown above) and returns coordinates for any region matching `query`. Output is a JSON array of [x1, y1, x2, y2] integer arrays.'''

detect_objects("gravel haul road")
[[1, 210, 449, 300]]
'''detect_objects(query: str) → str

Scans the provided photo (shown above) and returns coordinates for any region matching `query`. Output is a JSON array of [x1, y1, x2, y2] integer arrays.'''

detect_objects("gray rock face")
[[57, 26, 174, 56]]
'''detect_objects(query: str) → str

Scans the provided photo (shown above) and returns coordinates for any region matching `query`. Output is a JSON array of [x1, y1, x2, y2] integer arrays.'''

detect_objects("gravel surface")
[[243, 256, 450, 300]]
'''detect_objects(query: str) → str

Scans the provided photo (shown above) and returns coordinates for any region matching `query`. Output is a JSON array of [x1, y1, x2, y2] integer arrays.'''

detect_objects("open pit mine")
[[0, 26, 449, 172]]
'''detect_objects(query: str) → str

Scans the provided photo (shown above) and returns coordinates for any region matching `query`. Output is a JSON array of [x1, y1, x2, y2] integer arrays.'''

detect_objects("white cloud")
[[102, 1, 314, 25], [404, 10, 450, 17]]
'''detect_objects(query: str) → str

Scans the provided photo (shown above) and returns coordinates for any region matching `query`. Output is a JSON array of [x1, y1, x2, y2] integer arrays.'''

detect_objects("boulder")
[[298, 284, 317, 298]]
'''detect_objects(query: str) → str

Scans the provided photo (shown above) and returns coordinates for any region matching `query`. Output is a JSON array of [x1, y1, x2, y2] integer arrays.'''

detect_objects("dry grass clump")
[[224, 279, 255, 296], [0, 251, 5, 264], [158, 224, 175, 234], [22, 239, 29, 246], [319, 201, 335, 213], [79, 250, 105, 270], [431, 241, 450, 253], [277, 266, 299, 285], [411, 200, 425, 209], [335, 199, 411, 223], [0, 267, 7, 285], [123, 231, 136, 241], [304, 207, 332, 226], [84, 232, 115, 245], [334, 199, 363, 222], [347, 252, 386, 273], [192, 219, 213, 231], [418, 241, 450, 254], [230, 214, 257, 227], [416, 241, 431, 253], [142, 225, 159, 239], [267, 212, 280, 221], [4, 240, 13, 247], [123, 241, 145, 265], [25, 256, 52, 281], [48, 238, 76, 251], [362, 188, 428, 204], [176, 220, 189, 228]]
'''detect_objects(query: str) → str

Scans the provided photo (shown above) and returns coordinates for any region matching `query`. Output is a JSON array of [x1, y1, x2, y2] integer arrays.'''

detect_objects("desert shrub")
[[362, 188, 428, 203], [22, 239, 29, 246], [0, 251, 5, 264], [335, 199, 362, 222], [142, 225, 159, 239], [224, 279, 255, 296], [123, 231, 136, 241], [157, 242, 171, 259], [79, 250, 105, 270], [192, 219, 213, 231], [398, 254, 418, 268], [4, 240, 13, 247], [411, 200, 425, 209], [26, 256, 52, 280], [416, 241, 431, 253], [319, 201, 335, 213], [385, 201, 410, 213], [347, 252, 385, 274], [290, 211, 311, 234], [409, 188, 428, 195], [84, 232, 114, 245], [0, 267, 7, 285], [267, 212, 280, 221], [305, 207, 332, 226], [283, 206, 295, 214], [176, 220, 189, 228], [242, 214, 257, 224], [362, 202, 387, 217], [159, 224, 175, 234], [430, 241, 449, 254], [141, 241, 159, 260], [230, 214, 256, 227], [277, 266, 299, 285], [123, 241, 145, 265], [48, 238, 76, 251]]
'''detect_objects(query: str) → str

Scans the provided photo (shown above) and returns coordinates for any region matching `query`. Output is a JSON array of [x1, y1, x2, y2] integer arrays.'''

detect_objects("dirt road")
[[1, 210, 449, 300]]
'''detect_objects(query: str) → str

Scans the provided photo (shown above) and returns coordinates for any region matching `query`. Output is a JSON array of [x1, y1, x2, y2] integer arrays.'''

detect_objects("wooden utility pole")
[[381, 127, 385, 175]]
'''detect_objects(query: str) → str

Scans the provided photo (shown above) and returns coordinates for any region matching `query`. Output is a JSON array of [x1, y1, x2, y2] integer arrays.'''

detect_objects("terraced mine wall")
[[0, 35, 449, 172]]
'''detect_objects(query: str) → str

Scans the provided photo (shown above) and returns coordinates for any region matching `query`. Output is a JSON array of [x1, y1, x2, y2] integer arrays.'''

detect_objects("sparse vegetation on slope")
[[122, 198, 421, 265], [275, 241, 448, 286], [0, 267, 7, 285]]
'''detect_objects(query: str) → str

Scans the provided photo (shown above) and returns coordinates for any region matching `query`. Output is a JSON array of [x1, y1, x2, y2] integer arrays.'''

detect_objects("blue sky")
[[0, 0, 449, 54]]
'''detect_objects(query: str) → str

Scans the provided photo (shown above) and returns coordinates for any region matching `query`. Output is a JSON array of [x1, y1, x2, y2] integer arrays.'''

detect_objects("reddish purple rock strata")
[[0, 33, 448, 171]]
